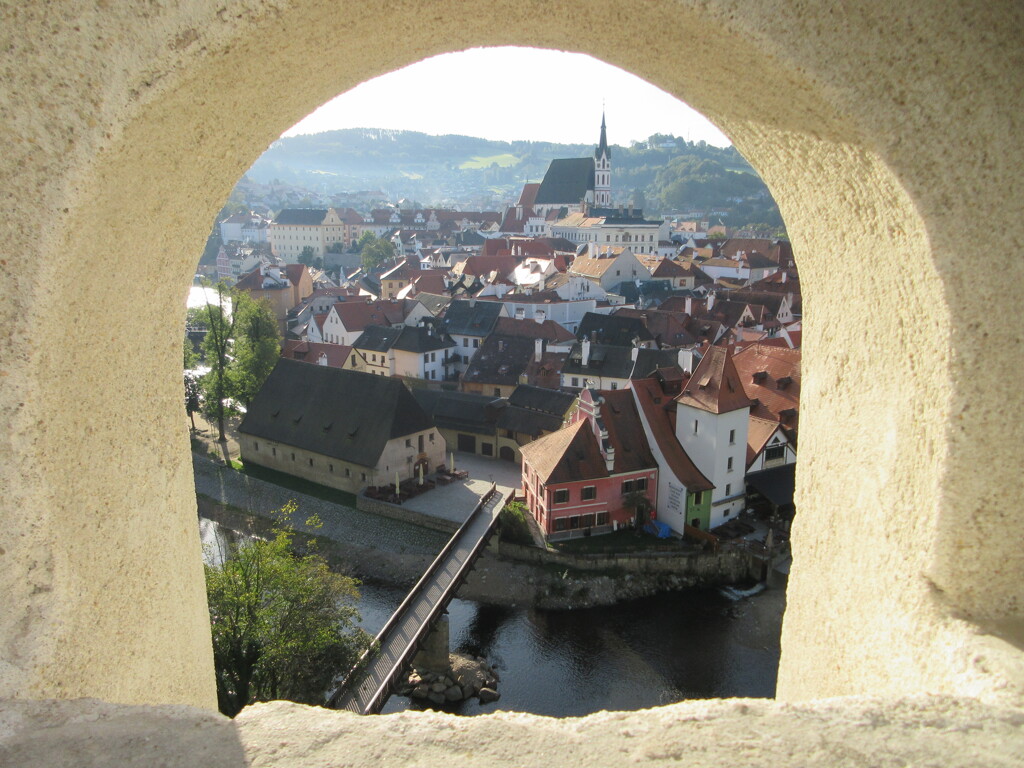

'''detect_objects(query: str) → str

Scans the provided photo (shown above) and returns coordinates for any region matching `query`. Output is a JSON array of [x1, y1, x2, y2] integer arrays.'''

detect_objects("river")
[[200, 516, 784, 716]]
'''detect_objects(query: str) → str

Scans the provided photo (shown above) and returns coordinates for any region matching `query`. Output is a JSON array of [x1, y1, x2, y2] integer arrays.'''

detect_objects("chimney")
[[515, 307, 525, 320], [707, 293, 715, 310], [631, 346, 639, 362], [534, 337, 544, 363], [781, 271, 788, 283], [604, 444, 615, 473], [684, 296, 692, 314], [677, 348, 695, 375], [582, 338, 591, 367], [534, 309, 545, 324], [469, 297, 476, 307]]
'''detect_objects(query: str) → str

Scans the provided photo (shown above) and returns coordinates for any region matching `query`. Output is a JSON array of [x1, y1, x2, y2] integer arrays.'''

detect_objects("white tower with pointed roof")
[[594, 112, 612, 207]]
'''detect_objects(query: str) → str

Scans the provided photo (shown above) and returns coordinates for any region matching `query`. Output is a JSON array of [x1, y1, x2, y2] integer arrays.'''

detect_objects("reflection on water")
[[200, 516, 782, 717], [198, 516, 251, 567], [363, 582, 782, 717]]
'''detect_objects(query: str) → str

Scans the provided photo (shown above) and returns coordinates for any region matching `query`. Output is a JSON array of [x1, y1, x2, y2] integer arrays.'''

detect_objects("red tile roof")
[[492, 316, 575, 342], [675, 345, 752, 414], [331, 299, 407, 331], [632, 379, 713, 491], [282, 339, 352, 368], [733, 343, 801, 425]]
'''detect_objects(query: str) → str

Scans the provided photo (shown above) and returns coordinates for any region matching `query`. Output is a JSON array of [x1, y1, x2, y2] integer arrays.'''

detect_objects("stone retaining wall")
[[498, 541, 756, 582], [356, 495, 459, 535]]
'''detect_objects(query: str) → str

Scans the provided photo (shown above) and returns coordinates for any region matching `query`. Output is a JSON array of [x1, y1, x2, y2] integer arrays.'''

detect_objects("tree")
[[359, 232, 396, 272], [184, 372, 201, 432], [229, 292, 280, 408], [623, 491, 653, 529], [205, 503, 371, 717], [298, 246, 316, 266], [197, 280, 236, 442]]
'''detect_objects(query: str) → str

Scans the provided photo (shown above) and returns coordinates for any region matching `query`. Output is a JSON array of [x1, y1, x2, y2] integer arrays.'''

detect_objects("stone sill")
[[2, 695, 1022, 767]]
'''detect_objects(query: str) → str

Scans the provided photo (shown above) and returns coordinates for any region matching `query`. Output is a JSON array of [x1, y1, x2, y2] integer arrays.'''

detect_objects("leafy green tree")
[[297, 246, 316, 266], [184, 372, 201, 432], [623, 491, 653, 529], [498, 501, 535, 546], [229, 292, 280, 408], [205, 502, 371, 717], [196, 281, 236, 442], [359, 232, 396, 272]]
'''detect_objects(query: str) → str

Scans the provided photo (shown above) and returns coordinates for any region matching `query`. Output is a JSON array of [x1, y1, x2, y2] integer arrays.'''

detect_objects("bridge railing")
[[329, 483, 504, 713]]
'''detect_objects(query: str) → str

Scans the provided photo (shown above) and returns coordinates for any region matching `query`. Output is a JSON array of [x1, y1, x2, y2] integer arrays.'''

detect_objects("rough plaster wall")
[[0, 0, 1021, 718]]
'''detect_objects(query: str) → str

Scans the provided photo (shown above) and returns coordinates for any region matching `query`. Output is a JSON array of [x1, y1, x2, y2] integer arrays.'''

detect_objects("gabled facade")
[[520, 388, 658, 540], [442, 298, 508, 373], [321, 299, 407, 346], [350, 324, 455, 381], [568, 246, 649, 291]]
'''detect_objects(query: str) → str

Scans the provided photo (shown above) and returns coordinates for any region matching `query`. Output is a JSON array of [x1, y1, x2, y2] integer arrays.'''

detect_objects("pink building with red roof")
[[520, 389, 658, 540]]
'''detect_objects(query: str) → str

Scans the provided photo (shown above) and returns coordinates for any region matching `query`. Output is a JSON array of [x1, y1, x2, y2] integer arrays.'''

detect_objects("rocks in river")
[[478, 687, 500, 704], [402, 651, 499, 707], [444, 685, 463, 701]]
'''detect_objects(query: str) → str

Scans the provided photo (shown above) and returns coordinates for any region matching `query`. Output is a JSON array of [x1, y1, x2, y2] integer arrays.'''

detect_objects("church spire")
[[595, 111, 610, 160], [594, 111, 612, 207]]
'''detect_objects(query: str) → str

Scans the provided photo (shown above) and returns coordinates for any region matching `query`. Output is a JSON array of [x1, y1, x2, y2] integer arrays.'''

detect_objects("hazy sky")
[[283, 47, 731, 148]]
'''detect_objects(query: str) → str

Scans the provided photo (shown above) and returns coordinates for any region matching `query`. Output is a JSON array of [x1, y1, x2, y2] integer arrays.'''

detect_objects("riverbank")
[[194, 451, 777, 609], [199, 494, 777, 610]]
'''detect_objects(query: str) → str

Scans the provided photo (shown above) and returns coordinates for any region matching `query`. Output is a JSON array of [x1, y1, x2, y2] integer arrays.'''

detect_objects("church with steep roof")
[[529, 113, 614, 218]]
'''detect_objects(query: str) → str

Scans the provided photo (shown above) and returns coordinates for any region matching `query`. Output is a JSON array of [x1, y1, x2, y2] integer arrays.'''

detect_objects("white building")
[[674, 345, 752, 527]]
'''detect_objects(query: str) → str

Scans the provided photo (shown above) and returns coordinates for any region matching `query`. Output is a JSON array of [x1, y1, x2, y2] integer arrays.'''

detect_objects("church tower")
[[594, 112, 612, 208]]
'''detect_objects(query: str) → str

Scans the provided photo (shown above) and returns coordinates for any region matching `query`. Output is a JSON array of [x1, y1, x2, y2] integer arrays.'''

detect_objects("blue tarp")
[[644, 519, 672, 539]]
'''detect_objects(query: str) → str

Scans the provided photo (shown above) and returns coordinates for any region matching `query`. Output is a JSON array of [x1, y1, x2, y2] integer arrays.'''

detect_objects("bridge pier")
[[412, 614, 450, 674]]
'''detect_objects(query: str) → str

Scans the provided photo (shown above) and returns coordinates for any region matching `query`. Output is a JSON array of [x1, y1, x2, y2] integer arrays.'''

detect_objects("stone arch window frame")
[[2, 3, 1019, 735]]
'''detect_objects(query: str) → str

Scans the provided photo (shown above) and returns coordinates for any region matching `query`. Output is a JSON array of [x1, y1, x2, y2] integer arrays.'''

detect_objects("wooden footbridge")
[[329, 484, 508, 714]]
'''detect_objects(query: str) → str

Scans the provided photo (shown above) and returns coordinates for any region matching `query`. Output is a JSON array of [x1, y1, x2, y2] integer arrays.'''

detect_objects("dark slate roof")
[[351, 325, 401, 353], [562, 342, 638, 380], [443, 298, 504, 337], [577, 312, 657, 347], [455, 230, 486, 246], [631, 348, 684, 379], [507, 384, 576, 417], [535, 157, 595, 205], [390, 325, 455, 353], [461, 335, 535, 387], [273, 209, 328, 225], [238, 359, 434, 466], [412, 389, 502, 436], [353, 323, 453, 354], [613, 280, 676, 305], [495, 405, 563, 438], [414, 292, 453, 316]]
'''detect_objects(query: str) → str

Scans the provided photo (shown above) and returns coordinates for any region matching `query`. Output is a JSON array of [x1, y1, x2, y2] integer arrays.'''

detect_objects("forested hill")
[[246, 128, 781, 227]]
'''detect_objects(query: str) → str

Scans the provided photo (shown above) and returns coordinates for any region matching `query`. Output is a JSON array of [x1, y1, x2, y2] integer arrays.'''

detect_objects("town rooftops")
[[239, 359, 434, 466], [443, 298, 505, 337], [353, 324, 453, 354], [577, 311, 656, 347], [507, 384, 576, 417], [520, 420, 604, 485], [675, 344, 752, 414], [733, 343, 801, 425]]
